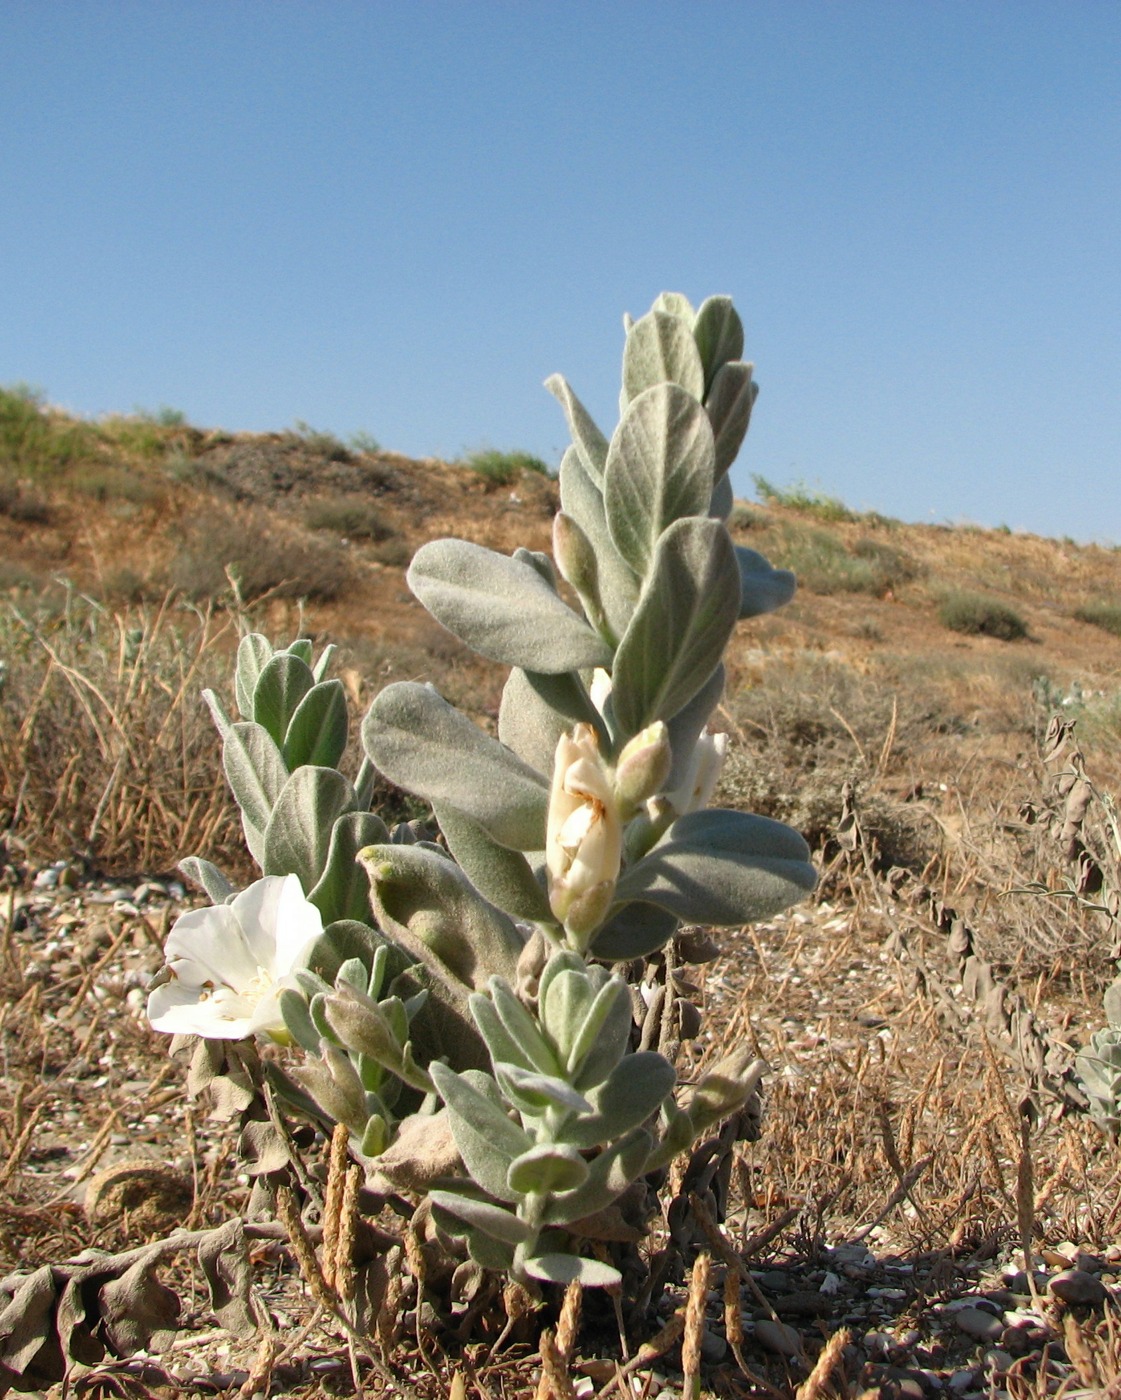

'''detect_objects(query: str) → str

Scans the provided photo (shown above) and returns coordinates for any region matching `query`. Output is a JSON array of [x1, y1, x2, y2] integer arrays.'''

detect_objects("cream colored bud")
[[546, 724, 622, 941]]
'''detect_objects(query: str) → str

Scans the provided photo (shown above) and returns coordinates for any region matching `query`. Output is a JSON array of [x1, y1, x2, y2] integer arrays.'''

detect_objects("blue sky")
[[2, 3, 1119, 542]]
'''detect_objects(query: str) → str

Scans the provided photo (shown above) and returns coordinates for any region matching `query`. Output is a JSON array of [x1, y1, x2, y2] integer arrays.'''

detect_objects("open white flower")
[[147, 874, 323, 1041]]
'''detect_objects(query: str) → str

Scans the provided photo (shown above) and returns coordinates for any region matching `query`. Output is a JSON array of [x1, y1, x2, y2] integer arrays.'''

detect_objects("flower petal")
[[163, 904, 259, 991], [272, 874, 324, 974], [147, 982, 257, 1039], [230, 876, 291, 971]]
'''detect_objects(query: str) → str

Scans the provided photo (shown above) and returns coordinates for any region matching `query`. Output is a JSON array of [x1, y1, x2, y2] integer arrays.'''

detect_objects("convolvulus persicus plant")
[[150, 293, 816, 1290], [358, 292, 817, 1284]]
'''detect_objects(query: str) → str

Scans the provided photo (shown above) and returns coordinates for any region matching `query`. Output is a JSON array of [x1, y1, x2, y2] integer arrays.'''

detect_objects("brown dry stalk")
[[1016, 1110, 1036, 1285], [0, 1104, 43, 1193], [1064, 1313, 1102, 1390], [320, 1121, 350, 1288], [796, 1327, 851, 1400], [275, 1184, 332, 1309], [681, 1251, 711, 1398], [238, 1334, 279, 1400], [597, 1312, 686, 1399], [534, 1281, 583, 1400], [334, 1163, 360, 1307], [537, 1328, 578, 1400]]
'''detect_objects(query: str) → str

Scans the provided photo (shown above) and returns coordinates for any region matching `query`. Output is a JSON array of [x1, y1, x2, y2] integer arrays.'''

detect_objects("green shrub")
[[169, 514, 348, 603], [751, 473, 856, 522], [767, 523, 894, 596], [347, 430, 381, 454], [290, 420, 353, 462], [938, 591, 1027, 641], [0, 384, 97, 477], [0, 478, 50, 524], [727, 502, 764, 531], [305, 497, 394, 542], [462, 448, 551, 486], [1074, 601, 1121, 638], [851, 536, 922, 590]]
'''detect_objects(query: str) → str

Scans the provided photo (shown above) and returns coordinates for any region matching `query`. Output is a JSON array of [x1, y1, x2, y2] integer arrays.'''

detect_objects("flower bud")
[[546, 724, 622, 945], [614, 721, 672, 813]]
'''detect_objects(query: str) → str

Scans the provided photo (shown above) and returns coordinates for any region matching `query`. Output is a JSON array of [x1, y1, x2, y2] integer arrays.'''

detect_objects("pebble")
[[753, 1319, 801, 1356], [1049, 1268, 1107, 1307], [700, 1327, 727, 1364], [948, 1368, 978, 1392], [983, 1348, 1013, 1374], [952, 1307, 1004, 1342]]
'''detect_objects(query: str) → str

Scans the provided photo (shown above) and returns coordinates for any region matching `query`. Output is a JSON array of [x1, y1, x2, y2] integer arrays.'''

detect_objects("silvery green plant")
[[1076, 973, 1121, 1136], [358, 292, 818, 1282]]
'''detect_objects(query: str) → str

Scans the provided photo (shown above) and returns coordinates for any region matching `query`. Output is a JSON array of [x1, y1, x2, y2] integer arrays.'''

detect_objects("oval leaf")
[[283, 678, 348, 770], [622, 310, 705, 404], [408, 538, 611, 673]]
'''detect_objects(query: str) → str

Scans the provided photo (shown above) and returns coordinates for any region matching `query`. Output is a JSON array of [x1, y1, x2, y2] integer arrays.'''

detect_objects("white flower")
[[662, 729, 728, 817], [147, 874, 323, 1041], [546, 724, 622, 942]]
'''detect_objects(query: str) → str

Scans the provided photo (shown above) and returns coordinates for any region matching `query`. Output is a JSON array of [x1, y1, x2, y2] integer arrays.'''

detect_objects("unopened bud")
[[615, 722, 672, 813], [546, 725, 622, 945]]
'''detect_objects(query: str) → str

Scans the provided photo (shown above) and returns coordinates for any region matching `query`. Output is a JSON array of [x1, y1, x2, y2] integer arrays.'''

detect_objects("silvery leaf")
[[235, 633, 275, 720], [612, 517, 741, 736], [430, 1062, 532, 1204], [706, 360, 758, 477], [285, 639, 313, 665], [539, 967, 596, 1067], [604, 383, 716, 580], [559, 445, 639, 643], [523, 1253, 622, 1288], [507, 1144, 590, 1196], [470, 994, 544, 1076], [178, 856, 234, 905], [282, 678, 348, 770], [589, 901, 680, 961], [694, 295, 745, 391], [737, 546, 797, 619], [614, 808, 817, 925], [663, 664, 725, 793], [408, 538, 612, 673], [487, 978, 562, 1076], [429, 1189, 531, 1245], [651, 291, 696, 323], [434, 803, 553, 924], [494, 1062, 592, 1117], [622, 310, 705, 405], [361, 842, 525, 989], [278, 987, 320, 1054], [710, 472, 734, 521], [559, 1052, 676, 1149], [262, 766, 356, 892], [545, 374, 608, 485], [221, 721, 287, 865], [363, 682, 548, 851], [498, 668, 576, 776], [309, 810, 390, 925], [541, 1127, 651, 1226], [564, 977, 632, 1084], [253, 653, 314, 747]]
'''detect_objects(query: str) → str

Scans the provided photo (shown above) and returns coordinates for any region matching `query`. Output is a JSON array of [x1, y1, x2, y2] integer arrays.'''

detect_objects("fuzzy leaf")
[[361, 843, 525, 989], [429, 1189, 531, 1245], [262, 766, 356, 892], [565, 976, 633, 1085], [710, 472, 734, 521], [430, 1063, 532, 1204], [541, 1128, 652, 1226], [178, 856, 234, 905], [487, 978, 563, 1074], [737, 546, 797, 619], [558, 446, 639, 642], [706, 360, 757, 477], [499, 668, 602, 775], [221, 721, 287, 865], [234, 633, 274, 719], [604, 384, 716, 580], [363, 682, 549, 851], [663, 663, 725, 794], [694, 296, 745, 391], [622, 310, 705, 404], [494, 1062, 592, 1117], [523, 1253, 621, 1288], [408, 539, 612, 673], [507, 1144, 590, 1196], [589, 901, 680, 960], [612, 517, 741, 736], [545, 374, 609, 485], [559, 1052, 676, 1149], [615, 809, 816, 925], [253, 653, 315, 747], [434, 803, 553, 924], [282, 678, 348, 770], [309, 810, 389, 924]]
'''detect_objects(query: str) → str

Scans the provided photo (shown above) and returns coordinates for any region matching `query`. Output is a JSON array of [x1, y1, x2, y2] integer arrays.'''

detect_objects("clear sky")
[[2, 3, 1119, 542]]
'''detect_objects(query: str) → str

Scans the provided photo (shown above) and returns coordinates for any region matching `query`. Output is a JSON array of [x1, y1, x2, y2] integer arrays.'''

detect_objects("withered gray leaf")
[[198, 1220, 259, 1337]]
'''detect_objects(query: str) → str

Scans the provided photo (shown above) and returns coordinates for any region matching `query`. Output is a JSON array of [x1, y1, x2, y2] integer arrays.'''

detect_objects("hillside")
[[5, 391, 1121, 1398]]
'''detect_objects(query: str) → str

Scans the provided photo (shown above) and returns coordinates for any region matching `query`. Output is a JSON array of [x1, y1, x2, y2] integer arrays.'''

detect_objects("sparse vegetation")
[[938, 588, 1028, 639], [461, 446, 551, 485], [304, 495, 394, 541], [168, 512, 348, 603], [751, 472, 857, 522], [1075, 599, 1121, 637], [289, 419, 353, 461]]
